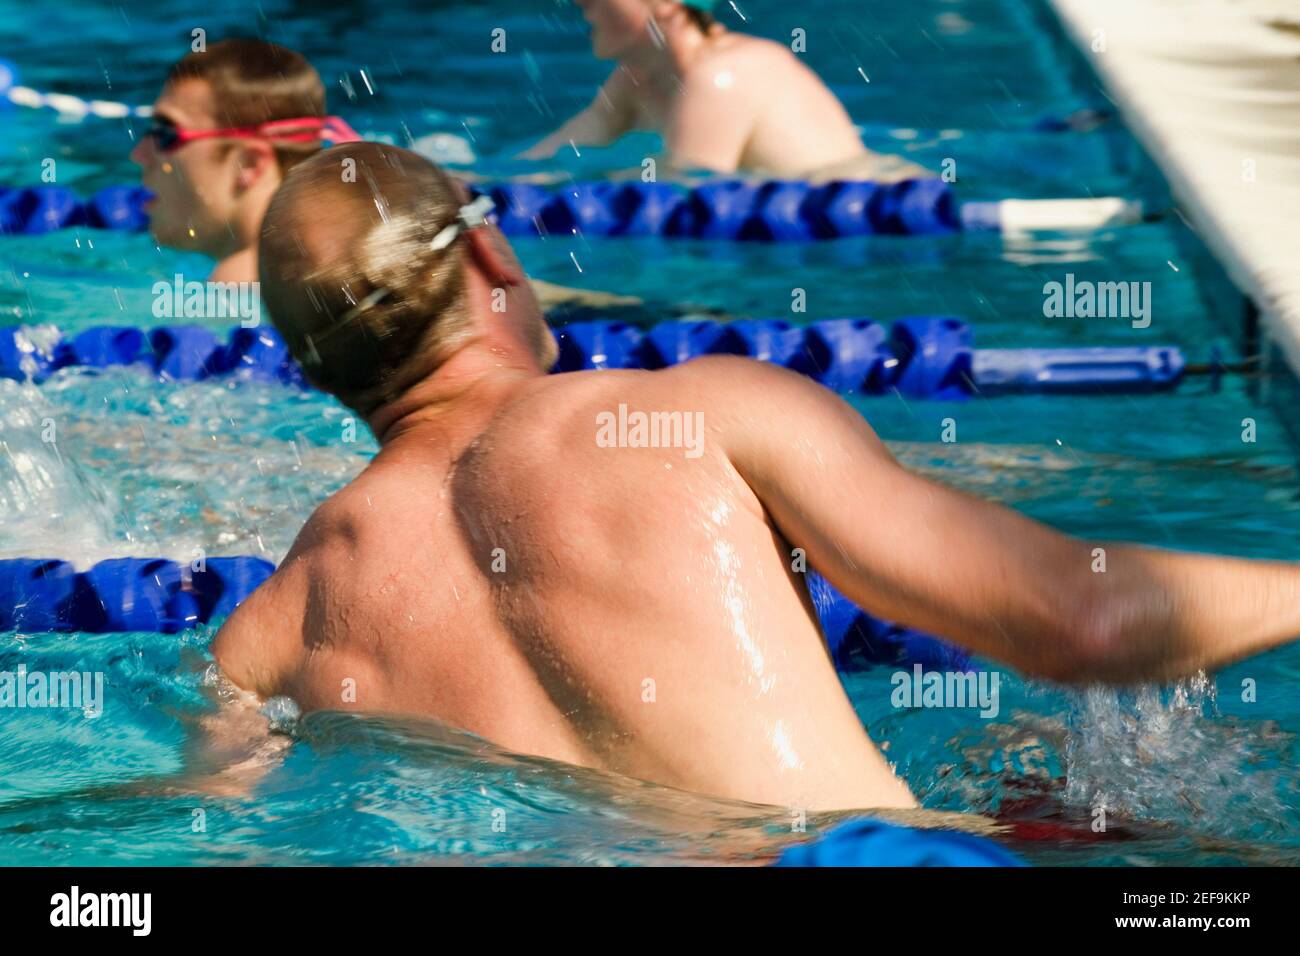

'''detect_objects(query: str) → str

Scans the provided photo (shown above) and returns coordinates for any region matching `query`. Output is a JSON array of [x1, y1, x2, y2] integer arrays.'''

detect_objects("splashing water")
[[1063, 679, 1293, 838], [1, 366, 369, 563], [0, 376, 120, 559]]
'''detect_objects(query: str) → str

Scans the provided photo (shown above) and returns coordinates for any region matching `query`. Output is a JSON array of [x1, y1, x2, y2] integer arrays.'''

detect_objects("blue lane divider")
[[0, 319, 1186, 397], [555, 317, 1184, 395], [808, 572, 970, 671], [0, 557, 964, 672], [0, 179, 1145, 238], [490, 177, 961, 238], [773, 818, 1024, 866], [0, 324, 308, 387], [0, 557, 276, 634], [0, 184, 153, 234], [0, 179, 956, 238]]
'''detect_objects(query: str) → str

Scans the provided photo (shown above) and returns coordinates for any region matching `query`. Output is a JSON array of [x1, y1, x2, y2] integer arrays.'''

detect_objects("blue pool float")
[[1, 177, 963, 239], [774, 818, 1024, 867], [0, 556, 275, 633], [0, 559, 80, 632], [787, 318, 894, 393], [808, 572, 971, 671], [0, 185, 83, 234], [0, 58, 16, 98], [52, 326, 145, 371]]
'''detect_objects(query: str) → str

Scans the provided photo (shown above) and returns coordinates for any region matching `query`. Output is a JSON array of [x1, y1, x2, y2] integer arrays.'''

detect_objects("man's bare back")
[[221, 140, 1300, 820], [213, 359, 917, 811]]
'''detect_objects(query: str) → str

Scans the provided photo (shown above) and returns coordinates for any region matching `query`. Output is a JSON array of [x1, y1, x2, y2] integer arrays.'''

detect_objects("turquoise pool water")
[[2, 0, 1298, 865]]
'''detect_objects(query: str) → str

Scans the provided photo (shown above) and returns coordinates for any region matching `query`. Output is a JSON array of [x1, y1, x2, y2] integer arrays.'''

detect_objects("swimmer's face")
[[575, 0, 657, 59], [129, 78, 277, 258]]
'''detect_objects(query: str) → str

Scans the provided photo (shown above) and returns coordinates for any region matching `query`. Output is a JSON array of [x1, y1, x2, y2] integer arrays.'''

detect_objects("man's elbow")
[[1042, 567, 1178, 685], [1054, 589, 1128, 683], [1009, 559, 1135, 684]]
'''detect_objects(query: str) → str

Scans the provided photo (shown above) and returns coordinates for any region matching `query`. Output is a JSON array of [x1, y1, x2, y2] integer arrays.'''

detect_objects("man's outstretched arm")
[[704, 357, 1300, 683], [520, 72, 635, 160]]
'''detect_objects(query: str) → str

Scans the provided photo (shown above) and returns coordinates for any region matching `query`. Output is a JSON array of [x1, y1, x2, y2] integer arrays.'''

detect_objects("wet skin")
[[214, 202, 1300, 813], [213, 358, 918, 812]]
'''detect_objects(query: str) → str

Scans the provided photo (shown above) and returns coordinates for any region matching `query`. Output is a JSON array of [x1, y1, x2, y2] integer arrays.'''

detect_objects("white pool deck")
[[1046, 0, 1300, 371]]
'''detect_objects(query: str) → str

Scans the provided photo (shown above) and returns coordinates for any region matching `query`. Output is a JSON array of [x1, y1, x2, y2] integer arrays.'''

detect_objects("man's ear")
[[233, 143, 279, 191], [464, 227, 525, 288], [650, 1, 687, 29]]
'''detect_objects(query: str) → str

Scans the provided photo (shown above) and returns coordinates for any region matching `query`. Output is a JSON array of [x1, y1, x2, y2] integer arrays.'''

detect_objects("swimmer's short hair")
[[683, 8, 716, 32], [167, 38, 326, 173], [259, 143, 473, 416], [677, 0, 719, 32]]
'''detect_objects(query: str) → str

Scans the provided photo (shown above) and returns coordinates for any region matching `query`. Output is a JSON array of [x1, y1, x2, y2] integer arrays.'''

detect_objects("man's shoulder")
[[545, 358, 767, 409], [649, 354, 850, 442], [652, 353, 804, 392], [687, 33, 796, 81], [209, 482, 378, 691], [277, 484, 367, 556]]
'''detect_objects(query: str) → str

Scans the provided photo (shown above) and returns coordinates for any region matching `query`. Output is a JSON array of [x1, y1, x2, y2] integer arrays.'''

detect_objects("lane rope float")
[[0, 58, 151, 119], [0, 178, 1145, 238], [0, 318, 1188, 397], [484, 179, 1144, 238]]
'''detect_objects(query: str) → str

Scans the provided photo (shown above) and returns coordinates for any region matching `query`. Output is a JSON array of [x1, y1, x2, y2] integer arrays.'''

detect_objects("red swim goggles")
[[143, 114, 362, 153]]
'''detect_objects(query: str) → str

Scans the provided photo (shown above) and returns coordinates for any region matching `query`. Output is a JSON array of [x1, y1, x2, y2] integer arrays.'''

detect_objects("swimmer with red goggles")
[[130, 38, 361, 284], [132, 37, 643, 314]]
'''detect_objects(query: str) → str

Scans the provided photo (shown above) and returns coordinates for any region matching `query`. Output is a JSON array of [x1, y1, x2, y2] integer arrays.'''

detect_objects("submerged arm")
[[174, 669, 292, 798], [530, 277, 643, 313]]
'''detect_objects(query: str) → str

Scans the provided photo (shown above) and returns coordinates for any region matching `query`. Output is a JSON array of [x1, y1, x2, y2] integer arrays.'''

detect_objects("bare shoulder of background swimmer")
[[680, 354, 1300, 684], [658, 36, 770, 172], [520, 69, 638, 160]]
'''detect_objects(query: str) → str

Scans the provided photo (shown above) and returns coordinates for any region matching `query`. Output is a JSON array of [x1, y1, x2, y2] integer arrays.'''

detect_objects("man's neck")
[[209, 246, 258, 284], [208, 178, 278, 284], [623, 22, 711, 94], [367, 334, 547, 451]]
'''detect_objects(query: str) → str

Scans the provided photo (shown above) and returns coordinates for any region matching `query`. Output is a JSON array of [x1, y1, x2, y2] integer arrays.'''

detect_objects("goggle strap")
[[429, 195, 496, 251]]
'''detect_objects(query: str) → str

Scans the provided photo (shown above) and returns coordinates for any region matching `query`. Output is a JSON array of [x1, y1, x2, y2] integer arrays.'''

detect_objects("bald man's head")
[[259, 142, 474, 415]]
